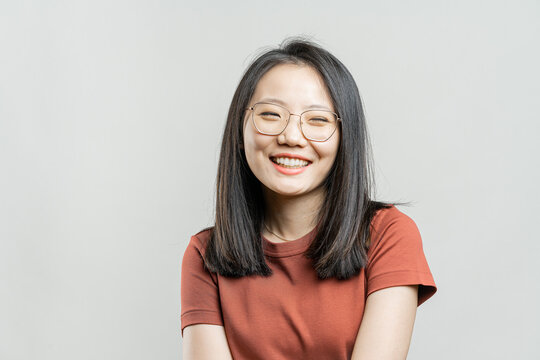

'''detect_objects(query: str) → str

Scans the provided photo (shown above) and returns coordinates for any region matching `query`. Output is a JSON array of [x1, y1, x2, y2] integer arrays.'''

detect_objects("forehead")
[[250, 63, 334, 111]]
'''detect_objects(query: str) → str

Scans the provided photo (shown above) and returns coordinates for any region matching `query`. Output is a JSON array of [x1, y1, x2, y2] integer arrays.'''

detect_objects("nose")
[[277, 114, 308, 146]]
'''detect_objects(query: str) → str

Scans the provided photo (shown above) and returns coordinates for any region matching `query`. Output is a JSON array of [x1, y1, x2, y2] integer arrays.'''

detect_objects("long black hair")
[[204, 37, 403, 280]]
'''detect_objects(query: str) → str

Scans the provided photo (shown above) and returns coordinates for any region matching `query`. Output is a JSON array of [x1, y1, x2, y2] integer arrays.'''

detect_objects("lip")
[[270, 153, 312, 162], [271, 160, 310, 175]]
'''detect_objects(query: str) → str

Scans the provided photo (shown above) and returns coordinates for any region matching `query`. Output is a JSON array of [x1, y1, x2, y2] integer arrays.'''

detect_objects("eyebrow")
[[258, 98, 333, 112]]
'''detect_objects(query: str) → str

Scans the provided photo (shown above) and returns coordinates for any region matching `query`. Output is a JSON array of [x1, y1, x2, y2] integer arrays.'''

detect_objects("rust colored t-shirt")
[[181, 205, 437, 359]]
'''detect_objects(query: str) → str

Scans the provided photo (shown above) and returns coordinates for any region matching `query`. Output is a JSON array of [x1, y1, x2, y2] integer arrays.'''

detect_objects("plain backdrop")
[[1, 1, 539, 359]]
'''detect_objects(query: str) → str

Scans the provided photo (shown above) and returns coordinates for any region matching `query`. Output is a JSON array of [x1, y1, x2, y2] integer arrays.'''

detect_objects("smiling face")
[[242, 63, 340, 198]]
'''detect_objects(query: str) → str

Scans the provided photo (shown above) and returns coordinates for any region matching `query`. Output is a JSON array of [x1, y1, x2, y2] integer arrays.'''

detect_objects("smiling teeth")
[[272, 157, 309, 168]]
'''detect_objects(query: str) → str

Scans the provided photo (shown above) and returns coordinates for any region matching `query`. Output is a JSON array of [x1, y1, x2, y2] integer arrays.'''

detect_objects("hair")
[[203, 37, 407, 280]]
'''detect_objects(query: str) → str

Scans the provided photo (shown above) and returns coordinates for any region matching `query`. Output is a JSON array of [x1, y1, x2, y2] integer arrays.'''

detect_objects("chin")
[[267, 185, 309, 197]]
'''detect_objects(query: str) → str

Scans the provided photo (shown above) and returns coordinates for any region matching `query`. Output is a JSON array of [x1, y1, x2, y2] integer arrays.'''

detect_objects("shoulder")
[[365, 205, 437, 305], [193, 226, 214, 240], [368, 205, 422, 251], [182, 226, 219, 282], [371, 205, 418, 235], [188, 226, 214, 254]]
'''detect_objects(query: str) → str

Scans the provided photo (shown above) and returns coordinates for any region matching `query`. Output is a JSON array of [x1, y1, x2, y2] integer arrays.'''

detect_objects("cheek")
[[328, 134, 341, 163], [243, 129, 260, 157], [243, 122, 271, 165], [316, 139, 340, 165]]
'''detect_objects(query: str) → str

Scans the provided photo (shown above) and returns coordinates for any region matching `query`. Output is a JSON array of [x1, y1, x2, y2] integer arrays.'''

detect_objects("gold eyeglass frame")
[[245, 102, 342, 142]]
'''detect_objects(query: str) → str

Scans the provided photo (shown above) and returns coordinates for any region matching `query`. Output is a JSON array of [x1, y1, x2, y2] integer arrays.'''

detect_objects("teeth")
[[272, 157, 309, 168]]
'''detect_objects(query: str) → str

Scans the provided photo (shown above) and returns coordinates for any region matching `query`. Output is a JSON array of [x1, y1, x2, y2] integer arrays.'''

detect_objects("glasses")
[[245, 102, 341, 142]]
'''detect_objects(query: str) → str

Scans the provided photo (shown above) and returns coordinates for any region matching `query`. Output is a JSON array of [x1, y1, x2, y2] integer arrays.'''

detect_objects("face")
[[242, 63, 340, 198]]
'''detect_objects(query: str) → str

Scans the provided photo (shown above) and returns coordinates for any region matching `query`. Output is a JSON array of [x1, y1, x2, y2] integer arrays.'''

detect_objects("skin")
[[183, 325, 233, 360], [183, 63, 419, 359], [351, 285, 419, 359]]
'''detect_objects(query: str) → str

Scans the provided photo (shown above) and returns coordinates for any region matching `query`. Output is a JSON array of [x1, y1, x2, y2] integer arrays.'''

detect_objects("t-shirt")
[[181, 205, 437, 359]]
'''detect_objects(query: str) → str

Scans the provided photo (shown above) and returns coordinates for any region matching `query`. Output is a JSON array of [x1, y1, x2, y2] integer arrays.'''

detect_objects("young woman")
[[181, 38, 437, 360]]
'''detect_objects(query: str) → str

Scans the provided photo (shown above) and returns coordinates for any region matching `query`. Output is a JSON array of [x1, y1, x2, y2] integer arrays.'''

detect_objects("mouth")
[[270, 156, 311, 169]]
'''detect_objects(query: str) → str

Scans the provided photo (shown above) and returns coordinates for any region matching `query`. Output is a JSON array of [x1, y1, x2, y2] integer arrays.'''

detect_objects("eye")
[[260, 112, 281, 117]]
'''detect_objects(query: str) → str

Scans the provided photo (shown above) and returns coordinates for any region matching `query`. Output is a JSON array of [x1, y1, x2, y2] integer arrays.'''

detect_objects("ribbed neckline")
[[262, 225, 318, 258]]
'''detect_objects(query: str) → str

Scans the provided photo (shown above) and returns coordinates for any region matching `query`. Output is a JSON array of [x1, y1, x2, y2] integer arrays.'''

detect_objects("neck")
[[262, 186, 324, 241]]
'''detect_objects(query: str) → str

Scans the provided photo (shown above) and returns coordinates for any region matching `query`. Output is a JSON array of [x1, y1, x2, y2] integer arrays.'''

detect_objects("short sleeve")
[[366, 207, 437, 306], [180, 233, 224, 336]]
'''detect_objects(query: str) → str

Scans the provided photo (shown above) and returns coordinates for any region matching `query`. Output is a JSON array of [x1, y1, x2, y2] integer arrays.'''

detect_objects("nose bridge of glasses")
[[287, 112, 304, 124], [284, 112, 303, 133]]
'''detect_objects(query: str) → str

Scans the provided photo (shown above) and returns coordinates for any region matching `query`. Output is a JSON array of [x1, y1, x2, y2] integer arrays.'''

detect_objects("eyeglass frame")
[[245, 101, 342, 142]]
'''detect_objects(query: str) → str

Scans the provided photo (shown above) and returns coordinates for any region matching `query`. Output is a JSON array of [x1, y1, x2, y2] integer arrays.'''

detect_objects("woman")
[[181, 38, 437, 359]]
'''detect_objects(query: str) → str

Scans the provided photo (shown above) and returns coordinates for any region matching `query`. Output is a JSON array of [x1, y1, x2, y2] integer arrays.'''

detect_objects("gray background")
[[1, 0, 539, 359]]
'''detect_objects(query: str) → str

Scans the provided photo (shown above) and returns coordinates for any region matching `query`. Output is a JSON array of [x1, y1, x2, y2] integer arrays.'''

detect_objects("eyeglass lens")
[[252, 103, 337, 141]]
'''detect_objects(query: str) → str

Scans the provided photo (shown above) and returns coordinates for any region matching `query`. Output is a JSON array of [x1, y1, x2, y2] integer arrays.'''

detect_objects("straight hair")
[[204, 37, 406, 280]]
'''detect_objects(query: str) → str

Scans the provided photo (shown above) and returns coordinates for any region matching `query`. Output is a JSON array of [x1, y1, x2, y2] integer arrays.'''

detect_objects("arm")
[[183, 324, 233, 360], [351, 285, 419, 360]]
